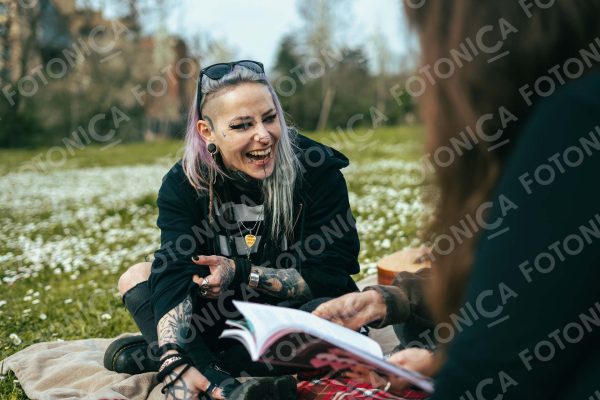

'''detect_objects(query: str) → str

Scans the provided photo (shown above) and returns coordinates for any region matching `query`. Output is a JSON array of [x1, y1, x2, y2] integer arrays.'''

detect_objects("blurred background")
[[0, 0, 420, 147]]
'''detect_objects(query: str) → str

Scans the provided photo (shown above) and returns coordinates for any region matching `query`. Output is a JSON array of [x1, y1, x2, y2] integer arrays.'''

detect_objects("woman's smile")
[[244, 145, 274, 166]]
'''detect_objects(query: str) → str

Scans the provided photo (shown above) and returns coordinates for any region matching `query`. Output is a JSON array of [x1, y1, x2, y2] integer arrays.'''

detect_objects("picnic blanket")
[[0, 333, 164, 400], [1, 328, 400, 400], [0, 276, 401, 399], [297, 377, 430, 400]]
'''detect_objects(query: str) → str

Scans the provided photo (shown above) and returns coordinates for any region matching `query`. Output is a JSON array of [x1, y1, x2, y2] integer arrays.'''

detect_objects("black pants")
[[123, 280, 330, 377]]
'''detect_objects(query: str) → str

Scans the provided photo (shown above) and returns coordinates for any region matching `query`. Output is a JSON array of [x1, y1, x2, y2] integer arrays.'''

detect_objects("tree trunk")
[[316, 85, 335, 132]]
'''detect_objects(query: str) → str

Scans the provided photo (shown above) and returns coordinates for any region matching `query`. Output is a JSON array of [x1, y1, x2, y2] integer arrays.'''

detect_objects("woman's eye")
[[264, 114, 277, 123], [232, 123, 251, 130]]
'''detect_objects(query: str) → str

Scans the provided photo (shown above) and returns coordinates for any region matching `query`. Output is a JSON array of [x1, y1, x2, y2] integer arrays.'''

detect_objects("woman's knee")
[[118, 262, 151, 296]]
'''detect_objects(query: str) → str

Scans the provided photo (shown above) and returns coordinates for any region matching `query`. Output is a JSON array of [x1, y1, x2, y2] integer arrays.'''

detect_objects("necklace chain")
[[237, 204, 264, 232], [235, 204, 264, 258]]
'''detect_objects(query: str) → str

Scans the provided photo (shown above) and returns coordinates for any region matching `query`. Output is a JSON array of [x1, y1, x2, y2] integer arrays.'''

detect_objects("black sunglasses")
[[196, 60, 265, 118]]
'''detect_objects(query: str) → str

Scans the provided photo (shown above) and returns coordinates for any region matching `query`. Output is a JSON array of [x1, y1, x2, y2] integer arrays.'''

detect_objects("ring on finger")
[[382, 381, 391, 392]]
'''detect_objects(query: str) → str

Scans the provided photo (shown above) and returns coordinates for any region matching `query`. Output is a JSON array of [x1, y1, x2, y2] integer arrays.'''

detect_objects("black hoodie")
[[147, 133, 360, 325]]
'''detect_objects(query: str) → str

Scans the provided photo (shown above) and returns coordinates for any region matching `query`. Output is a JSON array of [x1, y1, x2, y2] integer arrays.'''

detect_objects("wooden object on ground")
[[377, 247, 432, 285]]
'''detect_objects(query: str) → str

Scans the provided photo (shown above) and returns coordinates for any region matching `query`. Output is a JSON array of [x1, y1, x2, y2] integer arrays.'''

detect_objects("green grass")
[[0, 126, 422, 176], [0, 140, 185, 176], [0, 125, 425, 398]]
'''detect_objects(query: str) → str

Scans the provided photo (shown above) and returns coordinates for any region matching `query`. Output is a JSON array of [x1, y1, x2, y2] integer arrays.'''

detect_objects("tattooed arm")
[[157, 296, 196, 399], [157, 296, 223, 400], [253, 266, 313, 301], [188, 255, 311, 301], [157, 295, 193, 348]]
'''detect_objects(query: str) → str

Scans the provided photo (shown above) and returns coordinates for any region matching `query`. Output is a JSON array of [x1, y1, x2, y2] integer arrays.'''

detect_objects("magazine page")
[[250, 330, 434, 393], [231, 301, 383, 359], [222, 301, 434, 393]]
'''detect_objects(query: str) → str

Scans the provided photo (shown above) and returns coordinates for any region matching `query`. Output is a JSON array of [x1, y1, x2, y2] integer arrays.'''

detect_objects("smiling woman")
[[102, 60, 361, 399], [201, 87, 279, 171], [197, 82, 289, 229]]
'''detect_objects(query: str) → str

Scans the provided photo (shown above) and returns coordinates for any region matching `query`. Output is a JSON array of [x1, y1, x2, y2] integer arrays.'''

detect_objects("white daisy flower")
[[9, 333, 22, 346]]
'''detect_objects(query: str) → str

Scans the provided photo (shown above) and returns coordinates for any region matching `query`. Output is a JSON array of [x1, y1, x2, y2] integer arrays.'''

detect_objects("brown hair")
[[403, 0, 600, 326]]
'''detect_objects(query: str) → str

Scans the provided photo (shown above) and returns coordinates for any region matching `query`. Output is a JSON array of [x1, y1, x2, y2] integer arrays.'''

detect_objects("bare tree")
[[5, 0, 42, 111], [0, 1, 43, 146], [0, 0, 11, 84], [371, 26, 394, 115], [296, 0, 352, 132]]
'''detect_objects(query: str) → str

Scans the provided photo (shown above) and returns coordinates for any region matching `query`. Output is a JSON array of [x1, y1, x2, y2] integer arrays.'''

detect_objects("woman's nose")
[[254, 124, 271, 144]]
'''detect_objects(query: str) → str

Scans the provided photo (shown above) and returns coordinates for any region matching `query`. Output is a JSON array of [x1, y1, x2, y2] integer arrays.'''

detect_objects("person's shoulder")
[[549, 69, 600, 107], [292, 130, 351, 179], [159, 160, 204, 199], [510, 71, 600, 161], [491, 71, 600, 213], [524, 71, 600, 132], [161, 160, 188, 187]]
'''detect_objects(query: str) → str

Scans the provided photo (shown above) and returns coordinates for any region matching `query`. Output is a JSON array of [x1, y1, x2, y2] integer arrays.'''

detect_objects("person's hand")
[[344, 348, 436, 394], [191, 255, 236, 299], [163, 364, 224, 400], [312, 290, 387, 331]]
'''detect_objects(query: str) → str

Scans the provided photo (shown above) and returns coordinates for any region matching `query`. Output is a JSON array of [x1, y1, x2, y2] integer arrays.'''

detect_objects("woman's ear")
[[196, 119, 213, 142]]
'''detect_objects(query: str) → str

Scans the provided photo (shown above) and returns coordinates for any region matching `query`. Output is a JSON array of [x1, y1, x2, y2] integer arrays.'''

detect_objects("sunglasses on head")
[[196, 60, 265, 118]]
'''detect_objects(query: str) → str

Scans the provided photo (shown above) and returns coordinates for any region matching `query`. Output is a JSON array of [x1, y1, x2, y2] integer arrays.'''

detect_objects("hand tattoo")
[[218, 257, 235, 291], [255, 267, 312, 301], [164, 368, 194, 400]]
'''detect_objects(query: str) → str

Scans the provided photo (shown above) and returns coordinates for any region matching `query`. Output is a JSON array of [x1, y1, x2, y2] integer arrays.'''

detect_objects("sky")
[[166, 0, 414, 71], [90, 0, 415, 73]]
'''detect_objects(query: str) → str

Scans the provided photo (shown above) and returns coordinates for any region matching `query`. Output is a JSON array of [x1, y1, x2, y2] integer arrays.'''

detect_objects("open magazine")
[[220, 301, 434, 393]]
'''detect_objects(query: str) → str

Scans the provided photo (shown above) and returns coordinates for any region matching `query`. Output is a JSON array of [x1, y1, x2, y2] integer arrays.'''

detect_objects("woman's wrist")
[[157, 353, 193, 384], [158, 342, 185, 358], [161, 349, 179, 360], [232, 257, 252, 286], [363, 289, 388, 323]]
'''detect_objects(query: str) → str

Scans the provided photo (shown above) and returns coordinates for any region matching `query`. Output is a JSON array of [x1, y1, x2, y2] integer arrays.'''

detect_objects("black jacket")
[[148, 133, 360, 324]]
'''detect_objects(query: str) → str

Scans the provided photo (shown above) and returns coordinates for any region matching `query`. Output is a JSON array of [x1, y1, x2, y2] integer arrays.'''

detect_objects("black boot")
[[103, 335, 160, 374]]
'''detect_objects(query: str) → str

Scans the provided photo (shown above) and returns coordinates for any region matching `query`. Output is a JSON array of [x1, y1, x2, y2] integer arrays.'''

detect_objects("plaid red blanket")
[[297, 377, 431, 400]]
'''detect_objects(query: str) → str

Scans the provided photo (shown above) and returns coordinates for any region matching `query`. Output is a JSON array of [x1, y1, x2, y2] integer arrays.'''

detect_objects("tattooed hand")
[[163, 364, 224, 400], [254, 267, 313, 301], [191, 255, 236, 298]]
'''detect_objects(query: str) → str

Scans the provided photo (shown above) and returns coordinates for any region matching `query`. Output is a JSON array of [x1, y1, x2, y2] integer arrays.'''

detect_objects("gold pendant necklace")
[[244, 234, 257, 248], [236, 205, 264, 258]]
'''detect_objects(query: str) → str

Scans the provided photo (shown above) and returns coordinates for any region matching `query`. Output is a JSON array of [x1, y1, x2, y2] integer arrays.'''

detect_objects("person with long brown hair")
[[315, 1, 600, 398]]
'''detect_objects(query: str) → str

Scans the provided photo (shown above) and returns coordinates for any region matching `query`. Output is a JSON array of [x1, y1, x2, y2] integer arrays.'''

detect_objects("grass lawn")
[[0, 125, 427, 398]]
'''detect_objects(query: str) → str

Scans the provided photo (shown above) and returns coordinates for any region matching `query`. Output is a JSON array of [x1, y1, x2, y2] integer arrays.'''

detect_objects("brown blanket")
[[0, 277, 399, 400], [0, 333, 163, 400]]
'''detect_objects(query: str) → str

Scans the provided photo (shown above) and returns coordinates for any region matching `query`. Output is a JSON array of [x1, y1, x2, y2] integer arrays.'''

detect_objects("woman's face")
[[197, 82, 281, 180]]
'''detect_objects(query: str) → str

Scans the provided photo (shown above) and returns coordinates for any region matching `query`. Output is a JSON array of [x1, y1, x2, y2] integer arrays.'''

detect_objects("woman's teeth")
[[246, 147, 272, 160]]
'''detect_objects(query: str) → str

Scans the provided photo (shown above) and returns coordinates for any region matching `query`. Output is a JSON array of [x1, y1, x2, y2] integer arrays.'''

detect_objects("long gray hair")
[[182, 64, 300, 240]]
